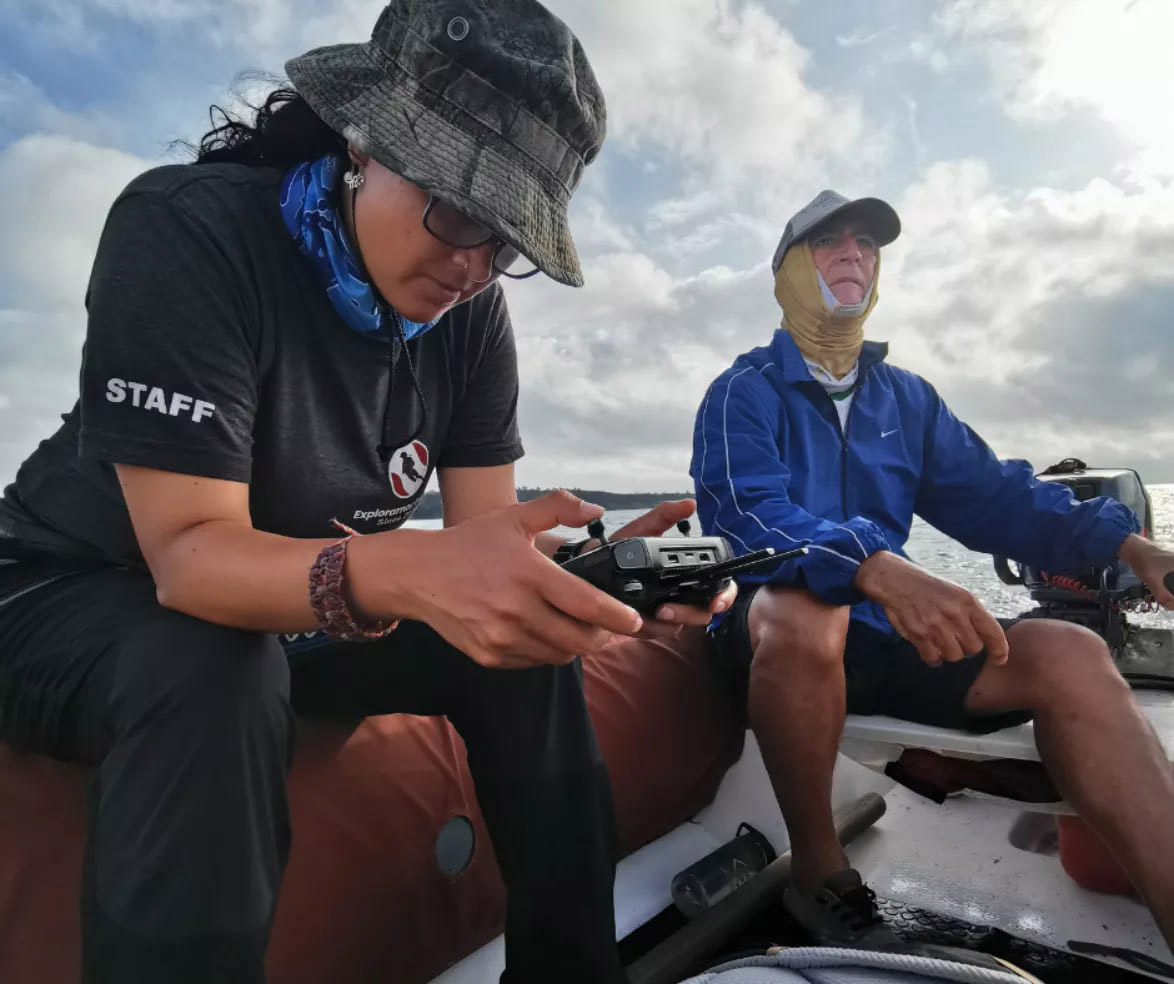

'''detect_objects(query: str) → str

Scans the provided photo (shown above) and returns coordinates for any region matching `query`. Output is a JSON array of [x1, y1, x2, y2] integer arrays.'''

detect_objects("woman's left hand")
[[609, 498, 738, 641]]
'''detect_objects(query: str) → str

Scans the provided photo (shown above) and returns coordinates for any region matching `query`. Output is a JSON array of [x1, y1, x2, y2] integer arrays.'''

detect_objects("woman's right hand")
[[350, 490, 645, 669]]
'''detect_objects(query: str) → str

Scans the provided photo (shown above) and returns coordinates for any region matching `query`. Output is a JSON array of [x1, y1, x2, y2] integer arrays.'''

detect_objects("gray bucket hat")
[[286, 0, 606, 287], [771, 189, 901, 274]]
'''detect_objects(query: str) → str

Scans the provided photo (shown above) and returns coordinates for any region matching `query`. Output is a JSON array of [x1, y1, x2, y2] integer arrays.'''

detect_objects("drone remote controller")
[[560, 520, 806, 614]]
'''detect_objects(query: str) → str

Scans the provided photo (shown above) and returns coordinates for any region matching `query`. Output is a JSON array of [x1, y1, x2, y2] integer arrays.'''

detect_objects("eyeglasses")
[[422, 197, 540, 282], [809, 227, 879, 257]]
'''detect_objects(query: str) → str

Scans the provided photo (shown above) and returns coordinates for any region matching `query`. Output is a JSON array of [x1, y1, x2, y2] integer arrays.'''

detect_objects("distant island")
[[410, 487, 693, 520]]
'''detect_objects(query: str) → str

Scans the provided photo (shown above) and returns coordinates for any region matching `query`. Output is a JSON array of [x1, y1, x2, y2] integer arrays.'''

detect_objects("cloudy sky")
[[2, 0, 1173, 495]]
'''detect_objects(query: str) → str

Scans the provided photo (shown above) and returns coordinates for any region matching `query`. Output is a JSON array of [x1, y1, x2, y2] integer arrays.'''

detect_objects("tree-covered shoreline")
[[411, 487, 693, 520]]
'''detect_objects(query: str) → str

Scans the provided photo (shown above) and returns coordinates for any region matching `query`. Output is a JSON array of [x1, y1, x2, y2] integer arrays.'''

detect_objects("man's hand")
[[1119, 534, 1174, 609], [609, 498, 737, 641], [854, 551, 1009, 667]]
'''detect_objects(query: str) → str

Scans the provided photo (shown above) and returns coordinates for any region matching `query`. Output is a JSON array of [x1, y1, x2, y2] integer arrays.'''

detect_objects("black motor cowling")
[[992, 459, 1153, 651]]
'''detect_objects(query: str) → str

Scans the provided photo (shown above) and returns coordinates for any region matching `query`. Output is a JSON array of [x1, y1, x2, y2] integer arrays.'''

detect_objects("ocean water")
[[409, 485, 1174, 628]]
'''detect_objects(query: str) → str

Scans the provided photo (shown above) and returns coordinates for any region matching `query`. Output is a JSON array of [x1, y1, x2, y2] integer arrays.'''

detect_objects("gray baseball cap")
[[286, 0, 605, 288], [771, 189, 901, 274]]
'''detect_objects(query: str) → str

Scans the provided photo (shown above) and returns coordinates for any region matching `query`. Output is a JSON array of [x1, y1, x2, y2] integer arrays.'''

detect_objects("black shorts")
[[710, 585, 1032, 735]]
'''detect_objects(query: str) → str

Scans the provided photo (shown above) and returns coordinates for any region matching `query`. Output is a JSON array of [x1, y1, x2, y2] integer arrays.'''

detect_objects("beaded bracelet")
[[308, 520, 399, 641]]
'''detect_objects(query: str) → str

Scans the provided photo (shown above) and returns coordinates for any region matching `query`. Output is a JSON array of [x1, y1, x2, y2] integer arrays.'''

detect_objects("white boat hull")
[[436, 714, 1174, 982]]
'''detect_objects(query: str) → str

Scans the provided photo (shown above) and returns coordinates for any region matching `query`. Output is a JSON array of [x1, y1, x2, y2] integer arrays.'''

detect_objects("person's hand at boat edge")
[[349, 490, 644, 669], [853, 550, 1009, 667], [1118, 533, 1174, 610], [605, 497, 739, 643]]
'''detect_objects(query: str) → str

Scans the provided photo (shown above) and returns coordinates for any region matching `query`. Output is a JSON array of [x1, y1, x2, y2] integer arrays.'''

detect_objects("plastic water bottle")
[[670, 823, 777, 918]]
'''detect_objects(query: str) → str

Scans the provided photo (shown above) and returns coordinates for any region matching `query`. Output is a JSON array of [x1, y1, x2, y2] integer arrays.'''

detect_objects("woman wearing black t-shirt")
[[0, 2, 731, 981]]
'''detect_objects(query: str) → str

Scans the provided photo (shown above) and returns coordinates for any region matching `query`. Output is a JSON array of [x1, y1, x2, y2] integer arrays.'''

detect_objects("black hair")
[[189, 77, 346, 168]]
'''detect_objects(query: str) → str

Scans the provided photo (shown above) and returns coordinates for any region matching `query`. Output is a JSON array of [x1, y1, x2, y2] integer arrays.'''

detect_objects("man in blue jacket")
[[691, 189, 1174, 949]]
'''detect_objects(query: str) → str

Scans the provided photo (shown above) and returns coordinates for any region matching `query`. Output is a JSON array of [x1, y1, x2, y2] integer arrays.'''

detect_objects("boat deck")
[[852, 783, 1174, 981], [435, 736, 1174, 982]]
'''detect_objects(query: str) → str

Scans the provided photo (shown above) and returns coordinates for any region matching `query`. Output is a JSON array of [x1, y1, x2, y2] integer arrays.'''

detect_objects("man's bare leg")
[[967, 619, 1174, 949], [745, 587, 852, 892]]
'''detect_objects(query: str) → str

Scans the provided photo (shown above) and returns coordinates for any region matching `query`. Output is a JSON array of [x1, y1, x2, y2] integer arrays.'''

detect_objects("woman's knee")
[[111, 609, 290, 731]]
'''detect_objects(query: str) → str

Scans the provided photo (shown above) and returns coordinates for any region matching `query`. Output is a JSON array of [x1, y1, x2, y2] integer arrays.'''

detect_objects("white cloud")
[[545, 0, 890, 217], [6, 0, 1174, 492], [938, 0, 1174, 174], [516, 131, 1174, 488], [837, 31, 880, 49], [0, 71, 123, 148], [0, 134, 150, 310], [566, 197, 637, 255], [905, 38, 950, 74], [869, 157, 1174, 470], [510, 141, 1174, 488], [15, 0, 305, 55], [504, 251, 779, 491], [904, 96, 927, 163], [0, 134, 151, 484]]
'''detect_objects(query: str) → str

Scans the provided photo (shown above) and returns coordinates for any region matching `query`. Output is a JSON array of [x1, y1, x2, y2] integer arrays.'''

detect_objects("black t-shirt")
[[0, 163, 523, 566]]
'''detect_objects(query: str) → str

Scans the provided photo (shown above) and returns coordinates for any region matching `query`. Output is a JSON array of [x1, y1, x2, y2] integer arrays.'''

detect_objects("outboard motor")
[[993, 458, 1156, 654]]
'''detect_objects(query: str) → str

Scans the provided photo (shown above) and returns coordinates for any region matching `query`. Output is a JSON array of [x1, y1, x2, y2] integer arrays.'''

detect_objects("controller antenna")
[[676, 519, 691, 536], [587, 517, 608, 545]]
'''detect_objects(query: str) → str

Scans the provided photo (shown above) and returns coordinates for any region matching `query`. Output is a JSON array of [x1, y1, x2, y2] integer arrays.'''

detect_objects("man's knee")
[[1004, 619, 1128, 707], [111, 609, 290, 734], [747, 586, 849, 676]]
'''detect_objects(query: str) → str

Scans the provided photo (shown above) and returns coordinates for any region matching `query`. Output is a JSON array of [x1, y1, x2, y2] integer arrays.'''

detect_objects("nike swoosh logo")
[[881, 428, 899, 438]]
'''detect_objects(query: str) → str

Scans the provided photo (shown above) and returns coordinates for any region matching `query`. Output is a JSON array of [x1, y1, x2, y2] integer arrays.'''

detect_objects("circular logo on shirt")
[[388, 440, 430, 499]]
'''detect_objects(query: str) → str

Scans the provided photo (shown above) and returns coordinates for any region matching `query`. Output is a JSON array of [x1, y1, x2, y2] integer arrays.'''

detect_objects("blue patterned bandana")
[[279, 155, 435, 341]]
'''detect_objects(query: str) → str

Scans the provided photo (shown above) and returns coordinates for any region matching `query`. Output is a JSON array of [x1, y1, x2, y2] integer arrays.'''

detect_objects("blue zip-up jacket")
[[690, 330, 1138, 634]]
